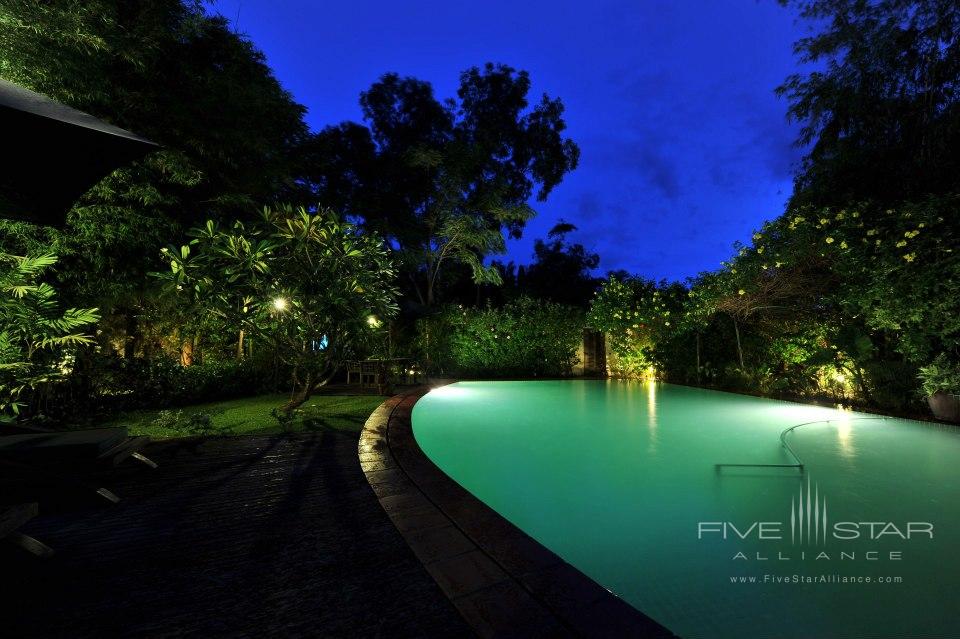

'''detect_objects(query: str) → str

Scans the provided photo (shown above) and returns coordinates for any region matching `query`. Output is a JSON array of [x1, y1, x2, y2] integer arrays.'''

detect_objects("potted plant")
[[918, 355, 960, 422]]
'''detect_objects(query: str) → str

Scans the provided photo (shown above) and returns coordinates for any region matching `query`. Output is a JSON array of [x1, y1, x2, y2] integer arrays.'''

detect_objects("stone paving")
[[1, 430, 470, 638]]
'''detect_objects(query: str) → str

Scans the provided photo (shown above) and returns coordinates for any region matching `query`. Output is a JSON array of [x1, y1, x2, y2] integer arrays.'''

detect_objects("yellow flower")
[[738, 289, 746, 295], [757, 246, 764, 254], [840, 241, 848, 249], [825, 237, 835, 244], [820, 218, 829, 225], [852, 211, 860, 218], [896, 240, 907, 248], [753, 233, 762, 240], [903, 253, 916, 263]]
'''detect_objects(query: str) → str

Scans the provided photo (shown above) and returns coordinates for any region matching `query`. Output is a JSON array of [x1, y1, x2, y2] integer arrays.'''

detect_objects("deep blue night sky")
[[209, 0, 811, 282]]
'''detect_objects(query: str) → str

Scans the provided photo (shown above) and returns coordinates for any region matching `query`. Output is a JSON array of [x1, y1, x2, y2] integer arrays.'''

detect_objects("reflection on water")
[[646, 380, 658, 453], [834, 418, 855, 459]]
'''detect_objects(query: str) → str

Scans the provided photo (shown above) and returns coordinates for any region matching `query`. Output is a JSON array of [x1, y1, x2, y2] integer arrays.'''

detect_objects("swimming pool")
[[412, 380, 960, 639]]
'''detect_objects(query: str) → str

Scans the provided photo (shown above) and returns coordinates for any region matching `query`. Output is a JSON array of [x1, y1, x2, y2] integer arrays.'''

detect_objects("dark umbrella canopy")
[[0, 78, 158, 226]]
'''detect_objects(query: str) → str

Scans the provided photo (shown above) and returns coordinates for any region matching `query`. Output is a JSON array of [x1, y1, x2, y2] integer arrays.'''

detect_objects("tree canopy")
[[306, 63, 580, 307], [779, 0, 960, 208], [0, 0, 311, 314], [160, 206, 398, 412]]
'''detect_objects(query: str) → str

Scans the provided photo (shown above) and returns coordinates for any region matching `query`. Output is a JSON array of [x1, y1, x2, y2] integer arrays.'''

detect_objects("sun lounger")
[[0, 427, 157, 469], [0, 502, 52, 557]]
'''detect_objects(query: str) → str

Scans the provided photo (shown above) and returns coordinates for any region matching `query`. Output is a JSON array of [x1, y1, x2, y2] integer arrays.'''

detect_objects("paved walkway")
[[2, 431, 470, 638]]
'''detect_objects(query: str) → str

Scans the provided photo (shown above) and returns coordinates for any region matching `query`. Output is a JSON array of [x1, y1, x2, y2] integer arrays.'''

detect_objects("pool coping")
[[359, 384, 676, 638]]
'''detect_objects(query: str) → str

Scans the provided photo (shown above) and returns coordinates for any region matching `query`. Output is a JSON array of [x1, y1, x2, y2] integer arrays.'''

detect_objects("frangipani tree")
[[160, 205, 398, 413]]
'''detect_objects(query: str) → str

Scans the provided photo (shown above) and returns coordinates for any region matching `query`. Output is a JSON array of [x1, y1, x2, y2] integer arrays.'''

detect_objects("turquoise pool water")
[[412, 380, 960, 639]]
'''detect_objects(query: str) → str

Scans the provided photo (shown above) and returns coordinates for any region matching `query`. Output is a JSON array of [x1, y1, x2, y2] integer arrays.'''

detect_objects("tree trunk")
[[733, 318, 745, 369], [236, 329, 245, 360], [281, 370, 313, 413], [124, 312, 138, 359], [280, 368, 337, 414], [180, 336, 193, 366], [695, 331, 701, 385], [851, 366, 873, 403]]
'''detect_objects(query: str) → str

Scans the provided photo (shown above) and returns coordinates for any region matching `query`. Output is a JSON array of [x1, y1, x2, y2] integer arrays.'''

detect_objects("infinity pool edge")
[[359, 384, 675, 638]]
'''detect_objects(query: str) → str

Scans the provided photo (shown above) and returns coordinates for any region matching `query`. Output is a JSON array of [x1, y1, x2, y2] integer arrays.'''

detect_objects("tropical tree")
[[778, 0, 960, 207], [160, 206, 398, 413], [517, 221, 601, 307], [0, 0, 311, 352], [306, 63, 580, 307], [0, 253, 99, 415]]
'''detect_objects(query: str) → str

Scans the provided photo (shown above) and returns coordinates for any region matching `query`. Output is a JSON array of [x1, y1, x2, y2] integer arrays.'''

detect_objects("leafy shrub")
[[423, 297, 583, 377], [151, 409, 184, 430], [0, 253, 99, 416], [588, 275, 687, 378], [90, 354, 270, 411], [149, 409, 215, 435], [187, 412, 214, 433], [918, 355, 960, 397]]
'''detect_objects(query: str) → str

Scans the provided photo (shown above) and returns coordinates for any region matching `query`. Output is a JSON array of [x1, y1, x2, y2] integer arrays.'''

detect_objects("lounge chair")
[[0, 425, 156, 470], [0, 437, 149, 556], [0, 502, 52, 557], [0, 457, 122, 506]]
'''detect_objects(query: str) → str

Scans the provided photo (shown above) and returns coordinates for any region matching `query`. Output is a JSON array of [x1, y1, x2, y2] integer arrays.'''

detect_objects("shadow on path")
[[2, 432, 469, 638]]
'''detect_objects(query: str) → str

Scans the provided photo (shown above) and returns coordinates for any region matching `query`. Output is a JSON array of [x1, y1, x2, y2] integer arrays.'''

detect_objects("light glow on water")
[[413, 380, 960, 639], [834, 418, 855, 458]]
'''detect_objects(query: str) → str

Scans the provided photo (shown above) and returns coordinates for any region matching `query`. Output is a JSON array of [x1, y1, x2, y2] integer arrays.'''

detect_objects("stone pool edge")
[[359, 384, 676, 638]]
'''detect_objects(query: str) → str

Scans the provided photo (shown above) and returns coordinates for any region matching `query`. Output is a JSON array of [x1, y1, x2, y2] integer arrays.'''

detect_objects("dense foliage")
[[307, 64, 579, 307], [423, 298, 583, 378], [0, 0, 311, 352], [509, 221, 600, 307], [160, 206, 398, 412], [587, 276, 685, 377], [779, 0, 960, 208], [0, 254, 98, 415], [591, 194, 960, 409], [583, 1, 960, 414], [1, 0, 958, 424]]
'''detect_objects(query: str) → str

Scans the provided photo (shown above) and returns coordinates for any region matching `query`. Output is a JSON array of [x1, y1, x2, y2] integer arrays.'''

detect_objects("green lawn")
[[106, 394, 387, 439]]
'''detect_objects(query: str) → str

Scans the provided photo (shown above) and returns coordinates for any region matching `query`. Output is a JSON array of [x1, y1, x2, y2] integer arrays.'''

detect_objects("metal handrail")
[[716, 416, 890, 473]]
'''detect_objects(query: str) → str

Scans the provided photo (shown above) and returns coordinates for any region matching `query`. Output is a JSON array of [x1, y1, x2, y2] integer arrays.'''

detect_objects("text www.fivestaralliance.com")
[[730, 575, 903, 584]]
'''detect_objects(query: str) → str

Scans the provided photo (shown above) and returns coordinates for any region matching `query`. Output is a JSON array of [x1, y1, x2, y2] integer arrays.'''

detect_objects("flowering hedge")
[[587, 276, 684, 377], [587, 196, 960, 409], [423, 297, 583, 377]]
